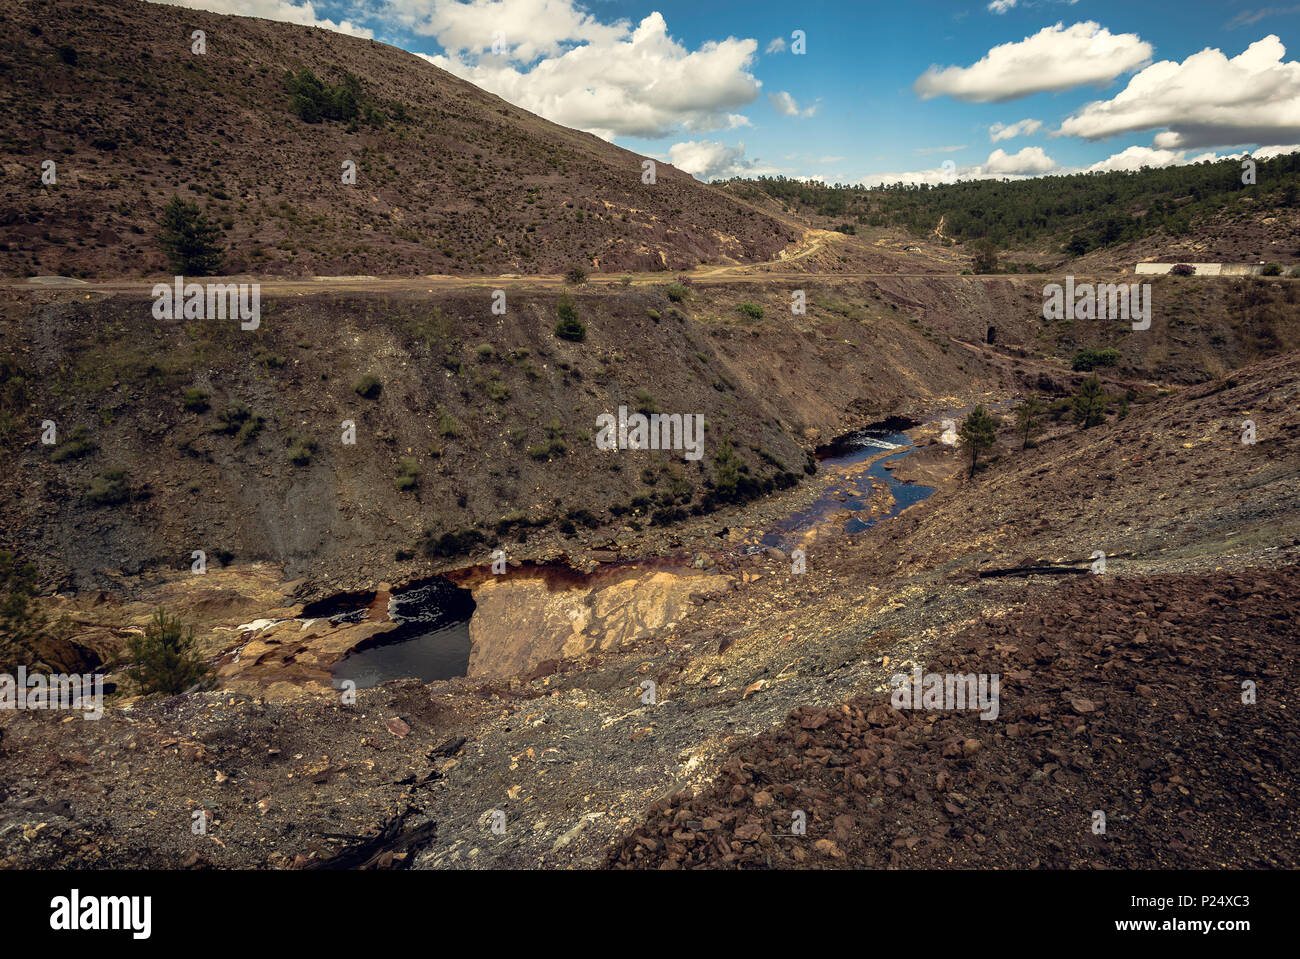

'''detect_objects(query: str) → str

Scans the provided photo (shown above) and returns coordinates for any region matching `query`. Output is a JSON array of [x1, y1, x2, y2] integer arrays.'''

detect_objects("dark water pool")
[[330, 577, 475, 689]]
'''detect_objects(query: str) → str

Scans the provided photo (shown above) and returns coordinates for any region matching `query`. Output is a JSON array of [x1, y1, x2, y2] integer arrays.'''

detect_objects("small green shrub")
[[182, 388, 210, 413], [85, 469, 130, 506], [1071, 347, 1121, 372], [438, 407, 462, 438], [665, 282, 688, 302], [49, 426, 96, 462], [287, 436, 317, 466], [736, 302, 764, 320], [395, 457, 421, 491], [353, 374, 382, 399], [634, 388, 658, 415]]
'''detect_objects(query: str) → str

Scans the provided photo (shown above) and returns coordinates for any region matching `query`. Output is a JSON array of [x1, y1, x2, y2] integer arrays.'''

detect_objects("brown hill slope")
[[0, 279, 998, 591], [0, 0, 797, 278]]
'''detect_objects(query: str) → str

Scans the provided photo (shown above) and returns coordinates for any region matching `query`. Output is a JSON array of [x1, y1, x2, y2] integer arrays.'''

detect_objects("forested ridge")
[[724, 152, 1300, 255]]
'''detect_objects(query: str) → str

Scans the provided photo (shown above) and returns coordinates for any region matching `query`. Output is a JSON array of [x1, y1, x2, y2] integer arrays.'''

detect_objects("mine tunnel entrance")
[[986, 326, 997, 345]]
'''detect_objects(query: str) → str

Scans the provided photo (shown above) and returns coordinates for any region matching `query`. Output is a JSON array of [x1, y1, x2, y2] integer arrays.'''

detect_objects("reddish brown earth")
[[610, 565, 1300, 869]]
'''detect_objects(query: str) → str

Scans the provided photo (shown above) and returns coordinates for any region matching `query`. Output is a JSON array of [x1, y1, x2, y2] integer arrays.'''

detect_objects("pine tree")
[[1072, 375, 1108, 429], [959, 405, 997, 478], [126, 608, 210, 695], [158, 195, 224, 276], [1014, 397, 1044, 450], [554, 295, 586, 341], [971, 238, 999, 274]]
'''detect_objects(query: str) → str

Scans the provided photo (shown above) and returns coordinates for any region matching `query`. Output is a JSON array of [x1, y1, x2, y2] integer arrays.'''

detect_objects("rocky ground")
[[2, 350, 1297, 869], [610, 565, 1300, 869]]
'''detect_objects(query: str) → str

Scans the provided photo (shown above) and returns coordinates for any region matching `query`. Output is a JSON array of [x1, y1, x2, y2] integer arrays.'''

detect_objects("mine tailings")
[[326, 417, 938, 687]]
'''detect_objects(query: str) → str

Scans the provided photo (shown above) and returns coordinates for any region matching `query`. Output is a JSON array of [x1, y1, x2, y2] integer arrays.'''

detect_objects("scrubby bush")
[[565, 265, 588, 285], [49, 425, 96, 462], [1262, 262, 1283, 276], [736, 302, 764, 320], [420, 528, 485, 558], [287, 436, 317, 466], [395, 457, 420, 491], [85, 469, 130, 506], [1071, 347, 1121, 372], [438, 407, 462, 438], [182, 388, 210, 413], [665, 282, 689, 302], [1170, 263, 1196, 276], [353, 374, 382, 399], [1, 550, 50, 667]]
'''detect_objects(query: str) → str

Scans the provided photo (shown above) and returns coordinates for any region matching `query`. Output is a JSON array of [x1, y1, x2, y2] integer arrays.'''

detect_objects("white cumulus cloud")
[[1058, 35, 1300, 149], [989, 118, 1042, 141], [414, 6, 760, 140], [148, 0, 374, 38], [986, 146, 1058, 174], [914, 21, 1152, 102], [1086, 142, 1300, 172], [768, 91, 817, 117], [667, 140, 753, 181]]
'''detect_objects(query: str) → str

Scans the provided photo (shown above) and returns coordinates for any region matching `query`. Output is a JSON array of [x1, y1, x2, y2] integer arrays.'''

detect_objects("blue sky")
[[168, 1, 1300, 181]]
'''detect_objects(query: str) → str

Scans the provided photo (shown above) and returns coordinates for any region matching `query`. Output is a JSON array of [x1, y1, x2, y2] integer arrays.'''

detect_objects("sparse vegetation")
[[49, 425, 96, 462], [438, 406, 462, 438], [287, 436, 317, 466], [1, 551, 54, 668], [182, 388, 210, 413], [736, 302, 764, 320]]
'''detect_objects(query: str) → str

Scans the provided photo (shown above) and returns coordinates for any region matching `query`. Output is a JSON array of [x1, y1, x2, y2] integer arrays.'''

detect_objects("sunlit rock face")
[[466, 568, 732, 678]]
